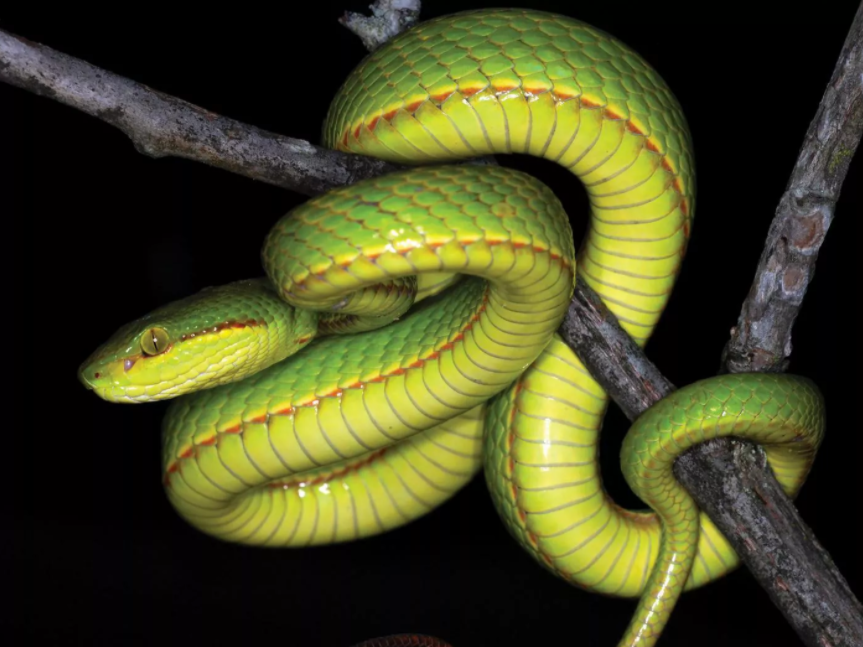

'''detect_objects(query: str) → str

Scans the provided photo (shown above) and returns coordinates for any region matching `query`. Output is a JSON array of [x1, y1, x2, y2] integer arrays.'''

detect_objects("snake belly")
[[80, 9, 826, 647]]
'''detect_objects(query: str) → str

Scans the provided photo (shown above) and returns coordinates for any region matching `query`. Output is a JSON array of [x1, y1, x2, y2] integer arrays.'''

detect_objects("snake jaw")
[[77, 334, 177, 403], [78, 331, 146, 402]]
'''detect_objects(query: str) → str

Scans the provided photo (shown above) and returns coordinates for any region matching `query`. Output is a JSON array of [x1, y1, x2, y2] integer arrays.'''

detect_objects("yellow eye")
[[140, 327, 170, 356]]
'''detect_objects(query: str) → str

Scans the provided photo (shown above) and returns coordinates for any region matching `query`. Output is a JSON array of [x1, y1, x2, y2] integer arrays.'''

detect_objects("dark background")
[[10, 2, 861, 646]]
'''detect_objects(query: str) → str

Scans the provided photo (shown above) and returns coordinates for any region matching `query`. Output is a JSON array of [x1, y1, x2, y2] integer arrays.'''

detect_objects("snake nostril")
[[94, 372, 101, 379]]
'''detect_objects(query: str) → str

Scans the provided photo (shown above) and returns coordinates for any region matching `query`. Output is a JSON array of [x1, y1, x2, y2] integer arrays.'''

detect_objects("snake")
[[78, 9, 825, 647]]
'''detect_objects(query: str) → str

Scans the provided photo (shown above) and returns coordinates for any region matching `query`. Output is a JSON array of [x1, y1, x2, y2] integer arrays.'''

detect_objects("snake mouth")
[[77, 362, 119, 399], [78, 365, 97, 391], [77, 369, 140, 403]]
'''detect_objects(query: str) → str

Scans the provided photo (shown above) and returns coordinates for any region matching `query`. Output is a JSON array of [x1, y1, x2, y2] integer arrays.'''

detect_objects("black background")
[[10, 2, 862, 646]]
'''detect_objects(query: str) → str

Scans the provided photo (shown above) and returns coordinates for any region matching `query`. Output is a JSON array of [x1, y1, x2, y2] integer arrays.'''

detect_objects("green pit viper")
[[79, 9, 825, 647]]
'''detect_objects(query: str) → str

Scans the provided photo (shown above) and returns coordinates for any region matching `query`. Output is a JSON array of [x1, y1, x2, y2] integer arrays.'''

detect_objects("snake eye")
[[140, 327, 170, 356]]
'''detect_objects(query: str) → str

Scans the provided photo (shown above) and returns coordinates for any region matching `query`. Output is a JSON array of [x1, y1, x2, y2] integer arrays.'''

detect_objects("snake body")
[[80, 10, 825, 647]]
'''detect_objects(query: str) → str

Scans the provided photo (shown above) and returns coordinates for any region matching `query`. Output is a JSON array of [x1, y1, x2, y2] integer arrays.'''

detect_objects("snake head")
[[78, 278, 317, 403]]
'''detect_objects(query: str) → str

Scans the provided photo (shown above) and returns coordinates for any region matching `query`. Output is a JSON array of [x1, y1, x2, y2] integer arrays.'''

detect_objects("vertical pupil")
[[152, 332, 159, 351]]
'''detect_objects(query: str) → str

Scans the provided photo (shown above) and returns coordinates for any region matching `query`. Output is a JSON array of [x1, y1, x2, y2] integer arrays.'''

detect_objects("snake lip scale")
[[80, 9, 825, 647]]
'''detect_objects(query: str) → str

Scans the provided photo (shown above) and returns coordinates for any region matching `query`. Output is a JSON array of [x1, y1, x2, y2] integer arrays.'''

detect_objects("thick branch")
[[721, 3, 863, 373], [675, 440, 863, 647], [0, 29, 403, 197], [558, 276, 674, 422]]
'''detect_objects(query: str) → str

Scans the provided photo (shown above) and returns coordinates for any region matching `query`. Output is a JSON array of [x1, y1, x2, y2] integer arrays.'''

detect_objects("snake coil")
[[80, 10, 825, 647]]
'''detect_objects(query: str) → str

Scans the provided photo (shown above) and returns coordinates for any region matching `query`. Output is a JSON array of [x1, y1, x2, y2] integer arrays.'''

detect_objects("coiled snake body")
[[80, 10, 825, 647]]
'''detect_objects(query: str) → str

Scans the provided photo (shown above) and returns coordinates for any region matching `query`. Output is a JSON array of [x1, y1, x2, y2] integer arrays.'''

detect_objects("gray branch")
[[340, 0, 422, 51], [1, 21, 497, 196], [558, 276, 675, 422], [720, 3, 863, 374], [0, 30, 404, 197], [559, 272, 863, 647], [675, 440, 863, 647]]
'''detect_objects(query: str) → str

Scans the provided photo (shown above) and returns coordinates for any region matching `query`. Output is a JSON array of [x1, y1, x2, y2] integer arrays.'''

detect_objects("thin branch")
[[0, 29, 404, 197], [720, 2, 863, 374], [340, 0, 422, 51], [0, 19, 494, 196]]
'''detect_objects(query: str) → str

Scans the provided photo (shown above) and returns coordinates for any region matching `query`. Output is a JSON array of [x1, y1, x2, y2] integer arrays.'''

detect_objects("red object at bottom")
[[351, 635, 453, 647]]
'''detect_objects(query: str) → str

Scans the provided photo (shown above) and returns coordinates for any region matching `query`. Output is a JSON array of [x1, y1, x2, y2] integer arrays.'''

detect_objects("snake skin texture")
[[79, 10, 825, 647]]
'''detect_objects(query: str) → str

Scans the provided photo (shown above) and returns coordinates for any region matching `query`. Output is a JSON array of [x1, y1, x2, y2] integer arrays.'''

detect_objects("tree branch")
[[0, 1, 488, 199], [0, 29, 403, 197], [558, 276, 675, 422], [340, 0, 422, 51], [670, 7, 863, 643], [720, 2, 863, 374], [674, 440, 863, 647]]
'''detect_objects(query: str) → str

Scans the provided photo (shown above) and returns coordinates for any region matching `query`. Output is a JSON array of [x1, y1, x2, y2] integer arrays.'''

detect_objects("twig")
[[340, 0, 422, 51], [720, 3, 863, 374], [0, 21, 495, 196], [0, 29, 404, 197], [560, 282, 863, 647]]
